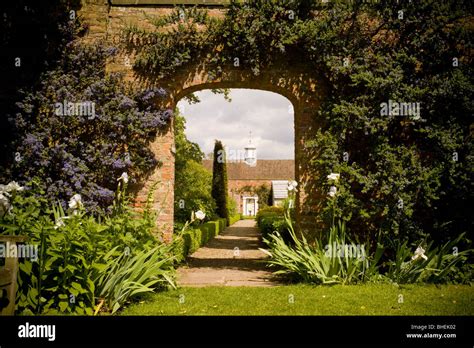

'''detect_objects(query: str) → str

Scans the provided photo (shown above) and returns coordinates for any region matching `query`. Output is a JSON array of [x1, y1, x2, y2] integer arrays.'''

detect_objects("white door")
[[246, 198, 255, 216]]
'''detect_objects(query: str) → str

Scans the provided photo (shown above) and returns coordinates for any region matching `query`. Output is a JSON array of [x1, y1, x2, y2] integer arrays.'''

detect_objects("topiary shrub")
[[191, 229, 202, 253], [208, 221, 219, 237], [211, 140, 229, 223]]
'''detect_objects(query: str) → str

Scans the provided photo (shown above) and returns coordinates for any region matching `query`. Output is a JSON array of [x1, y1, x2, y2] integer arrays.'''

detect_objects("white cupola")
[[244, 131, 257, 167]]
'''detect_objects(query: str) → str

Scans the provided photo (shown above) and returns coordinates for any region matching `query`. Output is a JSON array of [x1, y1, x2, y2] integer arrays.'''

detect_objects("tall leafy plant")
[[386, 233, 472, 284], [211, 140, 229, 222], [174, 113, 215, 224], [0, 178, 172, 315], [93, 245, 176, 314], [261, 207, 383, 284]]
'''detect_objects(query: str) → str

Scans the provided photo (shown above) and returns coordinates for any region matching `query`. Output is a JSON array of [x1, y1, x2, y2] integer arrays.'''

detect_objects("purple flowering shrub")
[[10, 43, 172, 213]]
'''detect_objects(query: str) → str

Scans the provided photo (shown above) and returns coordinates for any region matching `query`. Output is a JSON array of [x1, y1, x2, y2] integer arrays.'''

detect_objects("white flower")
[[195, 210, 206, 220], [412, 246, 428, 261], [118, 172, 129, 184], [0, 181, 24, 196], [328, 186, 337, 197], [54, 217, 68, 230], [0, 193, 11, 215], [288, 180, 298, 192], [68, 194, 83, 210], [6, 181, 24, 192], [0, 193, 9, 204], [327, 173, 340, 182], [54, 219, 65, 229]]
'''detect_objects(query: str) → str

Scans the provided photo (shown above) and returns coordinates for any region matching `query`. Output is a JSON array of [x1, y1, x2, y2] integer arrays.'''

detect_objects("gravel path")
[[177, 219, 279, 287]]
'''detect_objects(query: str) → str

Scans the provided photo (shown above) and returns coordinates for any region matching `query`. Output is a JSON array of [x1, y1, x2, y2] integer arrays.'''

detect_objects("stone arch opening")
[[174, 87, 296, 225], [78, 2, 329, 240], [134, 63, 326, 240]]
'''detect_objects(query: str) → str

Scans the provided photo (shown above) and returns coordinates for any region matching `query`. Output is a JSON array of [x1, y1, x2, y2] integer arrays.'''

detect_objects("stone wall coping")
[[110, 0, 230, 6]]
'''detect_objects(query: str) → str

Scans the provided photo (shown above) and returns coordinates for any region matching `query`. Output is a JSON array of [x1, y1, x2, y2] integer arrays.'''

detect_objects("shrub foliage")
[[211, 140, 229, 222], [7, 42, 172, 213], [124, 0, 473, 244]]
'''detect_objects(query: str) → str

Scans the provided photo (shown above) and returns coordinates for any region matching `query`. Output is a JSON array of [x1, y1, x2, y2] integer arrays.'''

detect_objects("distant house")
[[202, 140, 294, 216]]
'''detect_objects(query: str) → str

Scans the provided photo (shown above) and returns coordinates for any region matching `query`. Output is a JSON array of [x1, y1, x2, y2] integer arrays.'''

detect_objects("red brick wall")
[[79, 0, 326, 238]]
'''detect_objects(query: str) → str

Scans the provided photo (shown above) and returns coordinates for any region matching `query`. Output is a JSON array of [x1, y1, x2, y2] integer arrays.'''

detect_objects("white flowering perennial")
[[118, 172, 129, 184], [5, 181, 24, 192], [0, 181, 24, 215], [0, 181, 24, 195], [327, 173, 340, 198], [54, 219, 65, 230], [68, 194, 83, 210], [287, 180, 298, 192], [328, 186, 337, 198], [327, 173, 340, 182], [412, 246, 428, 261], [54, 216, 70, 230], [195, 210, 206, 220]]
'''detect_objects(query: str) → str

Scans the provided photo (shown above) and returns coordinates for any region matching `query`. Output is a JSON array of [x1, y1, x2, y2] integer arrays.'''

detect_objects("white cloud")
[[177, 89, 294, 159]]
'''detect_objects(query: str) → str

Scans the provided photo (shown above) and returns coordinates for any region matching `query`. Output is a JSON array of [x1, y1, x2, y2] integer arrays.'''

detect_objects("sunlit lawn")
[[120, 284, 473, 316]]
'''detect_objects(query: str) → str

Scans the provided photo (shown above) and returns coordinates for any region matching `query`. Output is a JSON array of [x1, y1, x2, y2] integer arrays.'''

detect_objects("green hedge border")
[[174, 215, 241, 263], [228, 213, 241, 226]]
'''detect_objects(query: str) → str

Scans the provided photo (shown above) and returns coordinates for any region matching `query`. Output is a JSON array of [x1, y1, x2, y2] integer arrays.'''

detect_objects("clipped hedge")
[[256, 206, 284, 220], [258, 214, 285, 238], [229, 214, 241, 225], [174, 217, 228, 262], [204, 221, 219, 238], [256, 207, 284, 231], [256, 206, 292, 241], [218, 218, 226, 232]]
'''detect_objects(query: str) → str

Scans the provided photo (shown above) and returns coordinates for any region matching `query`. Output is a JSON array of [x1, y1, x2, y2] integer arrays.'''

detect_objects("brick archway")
[[79, 1, 327, 240], [137, 64, 326, 240]]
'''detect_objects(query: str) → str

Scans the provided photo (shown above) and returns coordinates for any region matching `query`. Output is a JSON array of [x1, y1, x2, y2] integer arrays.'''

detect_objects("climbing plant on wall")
[[237, 184, 272, 208], [9, 41, 173, 212], [123, 0, 473, 244]]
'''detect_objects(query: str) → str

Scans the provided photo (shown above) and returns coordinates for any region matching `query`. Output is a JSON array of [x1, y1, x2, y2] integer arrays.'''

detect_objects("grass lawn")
[[120, 284, 474, 316]]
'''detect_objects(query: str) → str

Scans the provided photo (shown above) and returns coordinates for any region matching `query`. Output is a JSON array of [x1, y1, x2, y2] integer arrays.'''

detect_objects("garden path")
[[177, 219, 279, 287]]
